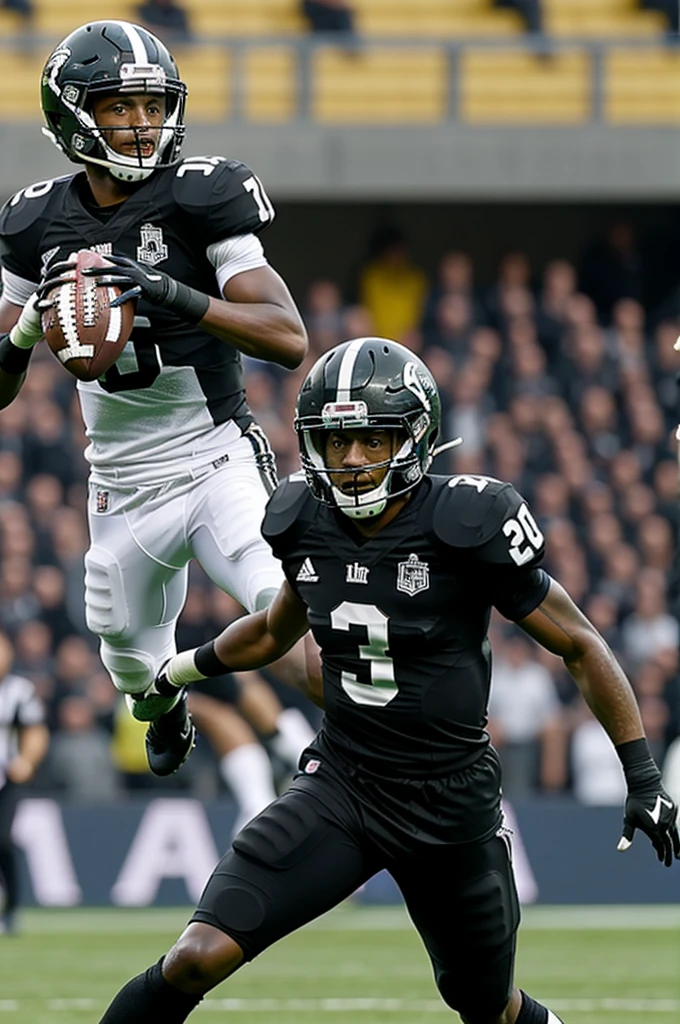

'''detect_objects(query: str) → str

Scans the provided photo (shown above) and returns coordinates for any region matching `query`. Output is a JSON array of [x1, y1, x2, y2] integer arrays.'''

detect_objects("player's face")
[[91, 93, 166, 159], [324, 428, 398, 495]]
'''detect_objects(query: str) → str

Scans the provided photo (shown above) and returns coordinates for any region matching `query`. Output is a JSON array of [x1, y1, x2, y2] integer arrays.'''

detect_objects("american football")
[[40, 249, 135, 382]]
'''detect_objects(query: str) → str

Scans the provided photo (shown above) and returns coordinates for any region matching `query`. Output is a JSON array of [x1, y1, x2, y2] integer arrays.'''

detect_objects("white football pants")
[[84, 451, 284, 697]]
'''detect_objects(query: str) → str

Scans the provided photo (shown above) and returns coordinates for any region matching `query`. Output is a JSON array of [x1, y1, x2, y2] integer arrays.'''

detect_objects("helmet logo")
[[43, 45, 71, 92], [72, 133, 88, 152], [403, 361, 431, 412], [137, 224, 168, 266]]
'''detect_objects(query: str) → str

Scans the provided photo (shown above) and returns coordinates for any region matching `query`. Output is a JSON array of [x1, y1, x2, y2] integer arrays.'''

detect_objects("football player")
[[97, 338, 679, 1024], [0, 21, 311, 776]]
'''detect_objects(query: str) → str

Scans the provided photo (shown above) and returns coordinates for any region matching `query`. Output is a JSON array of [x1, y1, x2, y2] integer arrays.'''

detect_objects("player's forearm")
[[20, 724, 49, 765], [0, 367, 27, 408], [564, 636, 645, 747], [201, 297, 308, 369], [163, 610, 304, 689]]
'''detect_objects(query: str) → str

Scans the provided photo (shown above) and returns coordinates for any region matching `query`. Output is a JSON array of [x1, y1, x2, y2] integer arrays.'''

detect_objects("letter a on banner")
[[12, 799, 82, 905], [111, 799, 220, 906]]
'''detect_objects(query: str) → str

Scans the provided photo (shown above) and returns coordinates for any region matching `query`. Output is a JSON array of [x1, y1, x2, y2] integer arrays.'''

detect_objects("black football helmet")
[[295, 338, 441, 519], [41, 20, 187, 183]]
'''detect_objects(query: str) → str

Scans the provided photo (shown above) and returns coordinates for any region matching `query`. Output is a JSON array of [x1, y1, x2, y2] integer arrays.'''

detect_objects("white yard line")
[[0, 997, 678, 1014], [16, 904, 680, 934]]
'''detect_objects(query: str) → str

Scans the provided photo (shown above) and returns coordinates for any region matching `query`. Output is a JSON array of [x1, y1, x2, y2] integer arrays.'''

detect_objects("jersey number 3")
[[330, 602, 398, 707]]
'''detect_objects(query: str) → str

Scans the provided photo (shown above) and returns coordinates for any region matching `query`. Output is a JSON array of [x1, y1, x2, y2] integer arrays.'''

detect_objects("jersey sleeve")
[[0, 194, 41, 281], [0, 177, 70, 282], [487, 565, 551, 622], [429, 475, 550, 620], [261, 475, 312, 562], [172, 157, 275, 247]]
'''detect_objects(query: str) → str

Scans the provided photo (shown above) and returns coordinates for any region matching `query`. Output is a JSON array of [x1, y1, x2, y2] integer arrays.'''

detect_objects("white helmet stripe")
[[108, 20, 151, 63], [336, 337, 368, 402]]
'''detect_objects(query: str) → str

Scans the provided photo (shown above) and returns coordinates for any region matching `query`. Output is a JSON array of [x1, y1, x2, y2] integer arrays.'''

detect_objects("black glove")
[[617, 739, 680, 867], [91, 254, 210, 324], [35, 255, 78, 310]]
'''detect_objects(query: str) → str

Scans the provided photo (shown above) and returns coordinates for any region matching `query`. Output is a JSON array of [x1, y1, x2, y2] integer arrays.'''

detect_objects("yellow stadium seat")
[[33, 2, 138, 37], [172, 46, 230, 121], [177, 0, 305, 37], [544, 0, 666, 37], [0, 52, 46, 119], [243, 47, 297, 122], [461, 49, 591, 123], [312, 47, 448, 124], [0, 8, 28, 37], [606, 48, 680, 124]]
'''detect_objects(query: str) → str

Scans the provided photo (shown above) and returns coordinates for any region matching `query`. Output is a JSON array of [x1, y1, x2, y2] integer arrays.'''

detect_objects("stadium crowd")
[[0, 224, 678, 806]]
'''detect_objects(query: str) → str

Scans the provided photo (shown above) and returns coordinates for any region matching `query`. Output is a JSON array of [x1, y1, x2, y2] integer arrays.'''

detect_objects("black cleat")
[[145, 690, 196, 776]]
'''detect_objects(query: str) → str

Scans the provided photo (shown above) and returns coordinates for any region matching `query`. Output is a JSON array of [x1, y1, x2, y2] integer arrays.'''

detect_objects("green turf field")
[[0, 905, 678, 1023]]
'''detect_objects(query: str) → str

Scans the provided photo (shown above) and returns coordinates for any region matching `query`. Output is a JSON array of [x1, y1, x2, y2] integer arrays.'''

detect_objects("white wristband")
[[166, 648, 207, 686], [10, 294, 43, 349]]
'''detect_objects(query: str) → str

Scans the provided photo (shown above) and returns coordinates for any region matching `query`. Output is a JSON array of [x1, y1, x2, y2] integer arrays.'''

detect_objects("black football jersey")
[[263, 473, 550, 779], [0, 157, 274, 483]]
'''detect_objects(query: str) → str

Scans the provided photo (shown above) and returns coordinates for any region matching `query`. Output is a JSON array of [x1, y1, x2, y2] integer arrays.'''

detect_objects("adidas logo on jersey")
[[296, 558, 319, 583]]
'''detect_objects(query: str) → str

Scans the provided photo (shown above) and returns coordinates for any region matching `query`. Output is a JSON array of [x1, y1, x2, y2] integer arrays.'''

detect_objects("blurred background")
[[0, 0, 679, 908]]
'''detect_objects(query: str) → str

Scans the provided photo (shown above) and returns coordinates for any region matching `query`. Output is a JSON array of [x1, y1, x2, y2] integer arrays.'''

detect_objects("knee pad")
[[254, 586, 279, 612], [100, 643, 157, 696], [84, 546, 129, 637]]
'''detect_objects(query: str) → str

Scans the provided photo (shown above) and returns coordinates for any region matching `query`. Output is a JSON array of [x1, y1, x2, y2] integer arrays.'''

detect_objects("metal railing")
[[0, 33, 676, 125]]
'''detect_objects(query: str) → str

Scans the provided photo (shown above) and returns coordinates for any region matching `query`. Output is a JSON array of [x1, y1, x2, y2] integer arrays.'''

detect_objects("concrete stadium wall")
[[12, 797, 680, 908], [2, 123, 680, 201]]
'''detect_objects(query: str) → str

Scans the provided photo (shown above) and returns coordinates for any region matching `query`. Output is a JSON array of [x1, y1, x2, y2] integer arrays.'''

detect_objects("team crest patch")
[[304, 758, 321, 774], [137, 223, 168, 266], [396, 553, 430, 597], [96, 490, 109, 513]]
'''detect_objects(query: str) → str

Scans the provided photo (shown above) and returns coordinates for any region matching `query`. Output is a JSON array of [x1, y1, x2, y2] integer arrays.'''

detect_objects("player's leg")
[[234, 670, 316, 775], [187, 690, 278, 835], [84, 484, 195, 773], [98, 783, 376, 1024], [0, 782, 20, 933], [189, 459, 314, 706], [392, 832, 564, 1024]]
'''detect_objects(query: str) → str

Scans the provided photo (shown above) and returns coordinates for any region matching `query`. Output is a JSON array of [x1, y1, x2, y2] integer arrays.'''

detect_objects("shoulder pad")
[[0, 176, 71, 238], [429, 475, 545, 565], [171, 157, 274, 242], [262, 474, 316, 542]]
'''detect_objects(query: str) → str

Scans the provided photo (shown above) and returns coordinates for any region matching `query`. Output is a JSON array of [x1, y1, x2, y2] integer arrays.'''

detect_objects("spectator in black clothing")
[[494, 0, 544, 35], [0, 631, 48, 935], [640, 1, 679, 36], [0, 0, 32, 23], [135, 0, 191, 43], [301, 0, 355, 34], [579, 220, 644, 323]]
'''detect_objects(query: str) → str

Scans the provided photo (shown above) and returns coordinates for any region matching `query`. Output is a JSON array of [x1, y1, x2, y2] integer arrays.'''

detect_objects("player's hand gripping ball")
[[37, 250, 135, 382]]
